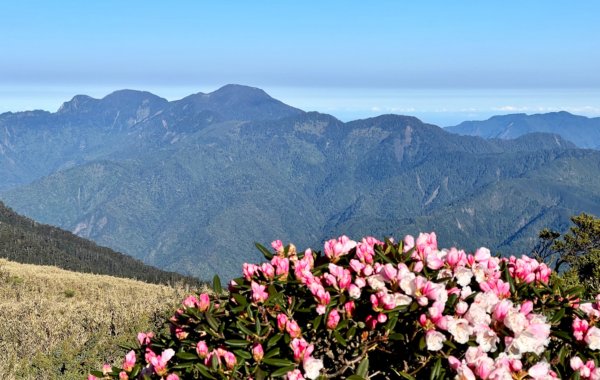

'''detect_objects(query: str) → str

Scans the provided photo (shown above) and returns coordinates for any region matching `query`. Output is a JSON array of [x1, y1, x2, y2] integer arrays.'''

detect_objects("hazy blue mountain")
[[446, 111, 600, 149], [2, 85, 599, 281], [0, 84, 302, 191]]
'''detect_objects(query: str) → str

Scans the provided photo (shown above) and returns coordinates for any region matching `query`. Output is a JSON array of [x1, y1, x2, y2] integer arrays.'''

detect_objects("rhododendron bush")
[[91, 233, 600, 379]]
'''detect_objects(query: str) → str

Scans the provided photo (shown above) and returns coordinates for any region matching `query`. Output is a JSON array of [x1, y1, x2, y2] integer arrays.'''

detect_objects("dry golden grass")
[[0, 259, 195, 379]]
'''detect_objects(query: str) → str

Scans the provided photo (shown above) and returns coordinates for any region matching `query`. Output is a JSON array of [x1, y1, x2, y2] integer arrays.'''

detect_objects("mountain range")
[[446, 111, 600, 149], [1, 85, 600, 280]]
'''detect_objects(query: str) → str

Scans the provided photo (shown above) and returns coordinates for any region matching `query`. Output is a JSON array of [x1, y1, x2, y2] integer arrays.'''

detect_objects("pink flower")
[[286, 319, 302, 338], [198, 293, 210, 312], [223, 351, 237, 370], [277, 313, 288, 331], [102, 364, 112, 375], [182, 295, 199, 308], [573, 317, 590, 341], [252, 343, 264, 362], [416, 232, 437, 255], [196, 341, 209, 358], [122, 350, 136, 372], [272, 256, 290, 279], [403, 234, 415, 253], [119, 372, 128, 380], [324, 235, 356, 262], [261, 263, 275, 279], [344, 301, 356, 318], [166, 375, 180, 380], [286, 369, 305, 380], [243, 263, 259, 280], [290, 338, 313, 362], [271, 239, 284, 253], [251, 281, 269, 303], [88, 376, 99, 380], [137, 331, 154, 346], [326, 309, 340, 330], [585, 326, 600, 350], [149, 348, 175, 377]]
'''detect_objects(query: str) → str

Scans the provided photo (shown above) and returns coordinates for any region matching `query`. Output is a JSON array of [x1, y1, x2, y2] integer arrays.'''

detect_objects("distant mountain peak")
[[57, 94, 96, 113], [102, 89, 166, 102]]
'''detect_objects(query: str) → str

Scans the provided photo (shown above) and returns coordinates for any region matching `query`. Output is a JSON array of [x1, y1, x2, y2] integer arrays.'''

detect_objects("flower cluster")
[[92, 232, 600, 379]]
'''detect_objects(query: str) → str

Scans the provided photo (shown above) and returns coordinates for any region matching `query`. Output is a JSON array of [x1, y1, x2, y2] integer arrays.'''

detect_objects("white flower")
[[474, 325, 499, 352], [303, 357, 324, 379], [465, 303, 491, 326], [367, 274, 386, 291], [586, 326, 600, 350], [447, 317, 472, 344], [348, 284, 362, 299], [454, 266, 473, 287], [399, 272, 416, 295], [393, 292, 412, 306], [425, 330, 445, 351], [528, 361, 551, 379], [474, 291, 499, 313], [504, 309, 528, 335]]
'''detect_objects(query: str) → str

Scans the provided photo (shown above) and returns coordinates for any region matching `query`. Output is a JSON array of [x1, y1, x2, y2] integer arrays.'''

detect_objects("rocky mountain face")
[[2, 86, 600, 280]]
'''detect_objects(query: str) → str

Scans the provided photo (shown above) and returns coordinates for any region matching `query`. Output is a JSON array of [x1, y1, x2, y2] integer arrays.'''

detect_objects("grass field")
[[0, 259, 194, 379]]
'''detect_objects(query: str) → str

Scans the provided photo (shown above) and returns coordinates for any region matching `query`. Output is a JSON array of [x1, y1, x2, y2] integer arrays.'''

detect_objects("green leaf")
[[213, 274, 222, 294], [262, 358, 295, 367], [267, 333, 282, 348], [264, 347, 280, 358], [211, 353, 219, 370], [236, 321, 255, 337], [205, 312, 219, 331], [430, 357, 441, 380], [255, 242, 274, 260], [333, 330, 347, 346], [176, 351, 199, 360], [232, 293, 248, 307], [549, 307, 566, 324], [356, 356, 369, 377], [225, 339, 250, 348], [312, 315, 323, 331], [196, 364, 217, 379], [234, 349, 252, 359], [346, 326, 357, 340], [397, 370, 417, 380], [347, 376, 366, 380], [389, 333, 405, 341], [172, 361, 195, 369], [270, 365, 297, 377]]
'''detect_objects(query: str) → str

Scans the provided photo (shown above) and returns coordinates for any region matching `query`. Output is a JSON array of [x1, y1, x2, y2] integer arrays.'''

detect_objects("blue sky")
[[1, 1, 599, 125]]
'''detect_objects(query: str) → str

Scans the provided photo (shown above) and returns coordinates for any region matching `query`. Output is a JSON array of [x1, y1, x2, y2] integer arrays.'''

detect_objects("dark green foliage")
[[0, 201, 202, 286], [534, 213, 600, 296]]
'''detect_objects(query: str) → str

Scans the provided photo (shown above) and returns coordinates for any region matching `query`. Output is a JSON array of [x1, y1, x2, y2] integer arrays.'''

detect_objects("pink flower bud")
[[252, 343, 264, 362], [277, 313, 288, 331], [327, 310, 341, 329], [196, 341, 209, 358], [223, 351, 237, 370], [198, 293, 210, 312], [122, 350, 136, 372]]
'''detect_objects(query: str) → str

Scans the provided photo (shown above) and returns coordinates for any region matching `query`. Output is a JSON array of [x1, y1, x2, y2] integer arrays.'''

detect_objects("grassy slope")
[[0, 259, 195, 379]]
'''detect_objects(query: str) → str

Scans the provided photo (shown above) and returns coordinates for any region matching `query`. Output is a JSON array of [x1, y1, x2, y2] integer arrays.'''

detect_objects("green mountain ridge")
[[1, 86, 599, 280], [0, 201, 202, 286]]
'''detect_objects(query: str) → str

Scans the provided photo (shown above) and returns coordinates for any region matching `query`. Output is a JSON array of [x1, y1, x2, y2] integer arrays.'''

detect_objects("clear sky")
[[1, 1, 599, 125]]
